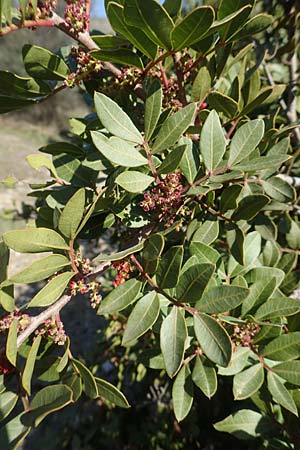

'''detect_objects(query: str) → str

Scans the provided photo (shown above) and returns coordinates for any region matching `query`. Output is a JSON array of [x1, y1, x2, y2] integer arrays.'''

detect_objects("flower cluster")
[[112, 259, 134, 288], [232, 322, 261, 350], [69, 276, 102, 309], [21, 0, 57, 20], [64, 47, 102, 87], [64, 0, 89, 33], [140, 172, 187, 227], [37, 0, 57, 18], [35, 317, 66, 345], [67, 254, 102, 308], [0, 309, 30, 334]]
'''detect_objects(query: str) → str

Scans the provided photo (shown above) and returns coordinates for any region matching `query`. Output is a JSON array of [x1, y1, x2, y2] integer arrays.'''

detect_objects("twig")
[[144, 140, 160, 183], [173, 53, 187, 106], [16, 294, 72, 349], [0, 19, 54, 36]]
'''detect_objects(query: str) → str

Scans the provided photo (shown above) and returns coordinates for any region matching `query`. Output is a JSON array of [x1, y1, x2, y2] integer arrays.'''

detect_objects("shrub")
[[0, 1, 300, 449]]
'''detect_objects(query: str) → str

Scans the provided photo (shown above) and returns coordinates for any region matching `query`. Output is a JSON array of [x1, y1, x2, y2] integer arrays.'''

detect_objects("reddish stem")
[[0, 19, 54, 36]]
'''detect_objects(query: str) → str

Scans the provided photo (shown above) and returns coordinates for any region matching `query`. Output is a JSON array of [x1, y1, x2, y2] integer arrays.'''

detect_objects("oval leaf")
[[91, 133, 148, 167], [152, 103, 197, 154], [122, 291, 160, 345], [116, 171, 154, 193], [98, 279, 142, 315], [95, 377, 130, 408], [160, 306, 187, 378], [94, 92, 143, 144], [3, 228, 69, 253], [27, 272, 74, 308], [194, 313, 232, 367], [10, 255, 70, 284], [58, 188, 86, 239]]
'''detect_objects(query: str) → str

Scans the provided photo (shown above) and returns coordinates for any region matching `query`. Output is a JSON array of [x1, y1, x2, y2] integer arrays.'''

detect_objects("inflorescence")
[[140, 171, 189, 227]]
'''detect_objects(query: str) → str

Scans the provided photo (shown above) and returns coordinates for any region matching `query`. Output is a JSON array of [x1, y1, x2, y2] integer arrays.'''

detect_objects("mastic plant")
[[0, 0, 300, 449]]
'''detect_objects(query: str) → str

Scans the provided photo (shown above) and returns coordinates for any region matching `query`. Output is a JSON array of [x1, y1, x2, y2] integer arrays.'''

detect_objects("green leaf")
[[72, 359, 98, 399], [218, 346, 251, 376], [262, 332, 300, 361], [192, 356, 217, 399], [163, 0, 181, 17], [190, 242, 220, 265], [0, 413, 30, 450], [216, 3, 252, 40], [230, 13, 273, 41], [107, 2, 157, 59], [194, 313, 232, 367], [286, 221, 300, 250], [255, 298, 300, 321], [245, 266, 285, 288], [0, 95, 35, 114], [176, 263, 215, 303], [98, 279, 142, 314], [58, 188, 86, 239], [94, 242, 144, 262], [261, 177, 295, 203], [116, 171, 154, 193], [273, 361, 300, 386], [143, 234, 164, 261], [1, 0, 12, 25], [22, 45, 70, 80], [94, 92, 143, 144], [220, 184, 242, 214], [0, 285, 14, 313], [91, 49, 144, 69], [232, 155, 290, 172], [191, 219, 219, 245], [63, 373, 82, 402], [124, 0, 174, 49], [91, 34, 128, 48], [214, 409, 267, 440], [228, 119, 265, 166], [22, 336, 41, 396], [122, 292, 160, 345], [95, 377, 130, 408], [179, 138, 200, 183], [10, 255, 70, 284], [207, 92, 239, 118], [160, 306, 187, 378], [196, 286, 249, 314], [156, 246, 183, 289], [26, 153, 57, 177], [228, 226, 245, 266], [267, 371, 298, 416], [0, 391, 18, 422], [27, 272, 74, 308], [152, 104, 197, 154], [0, 71, 51, 98], [233, 364, 264, 400], [172, 365, 194, 422], [232, 195, 269, 221], [241, 86, 277, 116], [91, 133, 147, 167], [0, 242, 9, 283], [241, 278, 277, 317], [145, 79, 162, 141], [3, 228, 69, 253], [22, 385, 73, 427], [191, 65, 211, 103], [171, 6, 214, 50], [200, 110, 226, 171], [6, 319, 18, 367]]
